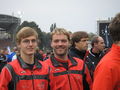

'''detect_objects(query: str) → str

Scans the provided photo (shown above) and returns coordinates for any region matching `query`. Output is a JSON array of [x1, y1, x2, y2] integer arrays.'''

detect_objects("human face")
[[75, 38, 89, 51], [51, 34, 70, 57], [18, 35, 38, 56], [96, 37, 105, 51]]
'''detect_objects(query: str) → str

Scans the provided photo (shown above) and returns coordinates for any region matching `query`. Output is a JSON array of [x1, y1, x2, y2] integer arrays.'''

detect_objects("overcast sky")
[[0, 0, 120, 33]]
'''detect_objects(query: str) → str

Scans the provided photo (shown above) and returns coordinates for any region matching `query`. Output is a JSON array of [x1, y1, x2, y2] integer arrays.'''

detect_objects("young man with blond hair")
[[0, 27, 49, 90], [44, 28, 92, 90]]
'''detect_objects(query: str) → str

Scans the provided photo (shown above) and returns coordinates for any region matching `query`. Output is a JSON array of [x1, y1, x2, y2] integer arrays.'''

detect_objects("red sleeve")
[[0, 67, 12, 90], [93, 63, 114, 90]]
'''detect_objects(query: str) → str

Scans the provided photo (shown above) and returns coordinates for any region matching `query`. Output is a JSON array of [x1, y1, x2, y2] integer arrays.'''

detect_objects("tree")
[[88, 32, 96, 40]]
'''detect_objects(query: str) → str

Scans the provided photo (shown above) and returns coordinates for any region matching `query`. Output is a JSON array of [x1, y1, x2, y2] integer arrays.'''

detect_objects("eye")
[[54, 40, 59, 43], [31, 39, 37, 43], [22, 40, 29, 43], [61, 40, 67, 43], [81, 40, 89, 42]]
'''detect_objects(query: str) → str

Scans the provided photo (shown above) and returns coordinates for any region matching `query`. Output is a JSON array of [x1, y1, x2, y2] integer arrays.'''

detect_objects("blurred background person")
[[0, 49, 7, 72], [93, 13, 120, 90], [34, 47, 44, 61], [85, 35, 106, 78]]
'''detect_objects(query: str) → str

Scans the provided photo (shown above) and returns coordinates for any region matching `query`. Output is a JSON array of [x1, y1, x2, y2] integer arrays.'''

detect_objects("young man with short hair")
[[0, 27, 49, 90], [44, 28, 92, 90], [69, 31, 89, 60]]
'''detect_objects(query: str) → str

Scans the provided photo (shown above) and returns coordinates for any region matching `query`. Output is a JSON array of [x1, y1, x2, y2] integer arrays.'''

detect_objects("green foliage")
[[17, 21, 42, 33], [42, 32, 51, 51], [88, 32, 97, 40]]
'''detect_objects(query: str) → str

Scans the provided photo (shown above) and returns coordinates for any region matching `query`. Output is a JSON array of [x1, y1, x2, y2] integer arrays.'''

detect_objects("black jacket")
[[69, 47, 88, 60], [0, 54, 7, 72], [85, 48, 109, 78]]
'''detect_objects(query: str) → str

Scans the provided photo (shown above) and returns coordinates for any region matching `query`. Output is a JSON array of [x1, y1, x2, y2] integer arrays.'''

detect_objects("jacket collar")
[[111, 44, 120, 56], [70, 47, 86, 59], [17, 56, 42, 69], [89, 48, 102, 57], [50, 55, 77, 67]]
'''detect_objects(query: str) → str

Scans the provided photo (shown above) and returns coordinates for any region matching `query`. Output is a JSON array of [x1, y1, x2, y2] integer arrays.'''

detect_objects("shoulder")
[[39, 60, 48, 67], [72, 57, 84, 65], [38, 61, 49, 71], [95, 55, 118, 75], [8, 59, 19, 66], [43, 58, 52, 65], [6, 59, 22, 73]]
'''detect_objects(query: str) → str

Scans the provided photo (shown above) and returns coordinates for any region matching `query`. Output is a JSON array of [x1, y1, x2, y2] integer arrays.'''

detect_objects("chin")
[[56, 52, 66, 56], [27, 52, 35, 55]]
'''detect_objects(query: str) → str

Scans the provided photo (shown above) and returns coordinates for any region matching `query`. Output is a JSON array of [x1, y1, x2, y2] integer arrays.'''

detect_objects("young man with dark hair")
[[93, 13, 120, 90], [69, 31, 89, 60], [0, 27, 49, 90]]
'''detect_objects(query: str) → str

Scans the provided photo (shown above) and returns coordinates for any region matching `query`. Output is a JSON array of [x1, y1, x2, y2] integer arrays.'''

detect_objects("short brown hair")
[[109, 13, 120, 43], [51, 28, 70, 41], [91, 36, 100, 47], [71, 31, 88, 46], [16, 27, 38, 44]]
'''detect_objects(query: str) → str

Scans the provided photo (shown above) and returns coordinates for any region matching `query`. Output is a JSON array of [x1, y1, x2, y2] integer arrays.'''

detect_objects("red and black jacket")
[[44, 55, 92, 90], [0, 56, 49, 90]]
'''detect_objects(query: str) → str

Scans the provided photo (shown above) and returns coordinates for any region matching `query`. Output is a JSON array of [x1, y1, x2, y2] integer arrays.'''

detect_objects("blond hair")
[[51, 28, 70, 41], [16, 27, 38, 44]]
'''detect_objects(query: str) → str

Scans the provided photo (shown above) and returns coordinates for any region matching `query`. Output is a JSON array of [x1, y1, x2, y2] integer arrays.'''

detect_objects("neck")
[[92, 48, 100, 54], [75, 46, 82, 51], [54, 54, 68, 61], [20, 54, 34, 64], [115, 41, 120, 46]]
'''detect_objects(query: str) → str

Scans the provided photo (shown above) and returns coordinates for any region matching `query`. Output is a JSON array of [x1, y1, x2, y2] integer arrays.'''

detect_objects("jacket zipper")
[[67, 70, 72, 90], [31, 70, 34, 90]]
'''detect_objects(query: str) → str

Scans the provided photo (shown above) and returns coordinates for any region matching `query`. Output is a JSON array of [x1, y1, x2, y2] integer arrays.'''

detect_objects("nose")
[[29, 40, 33, 45], [86, 40, 89, 45], [58, 41, 63, 45]]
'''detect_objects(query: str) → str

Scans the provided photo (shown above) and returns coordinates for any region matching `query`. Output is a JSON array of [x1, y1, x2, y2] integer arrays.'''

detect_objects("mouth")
[[56, 46, 64, 49], [56, 47, 64, 50], [28, 48, 34, 51]]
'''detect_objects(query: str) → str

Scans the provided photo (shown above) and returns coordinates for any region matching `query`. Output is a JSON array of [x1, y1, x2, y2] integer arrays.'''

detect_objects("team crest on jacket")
[[20, 71, 26, 73], [55, 69, 61, 71], [37, 82, 45, 89]]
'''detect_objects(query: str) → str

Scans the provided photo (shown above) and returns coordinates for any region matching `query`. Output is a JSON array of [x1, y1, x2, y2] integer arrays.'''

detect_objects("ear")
[[75, 42, 79, 47], [51, 42, 53, 48], [94, 43, 97, 45], [94, 43, 98, 47], [68, 41, 71, 48], [16, 42, 21, 49]]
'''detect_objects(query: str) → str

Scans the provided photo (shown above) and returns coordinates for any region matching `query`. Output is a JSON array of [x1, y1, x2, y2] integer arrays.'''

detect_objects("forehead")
[[98, 37, 104, 42], [52, 34, 68, 40], [81, 38, 89, 40], [21, 35, 37, 40]]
